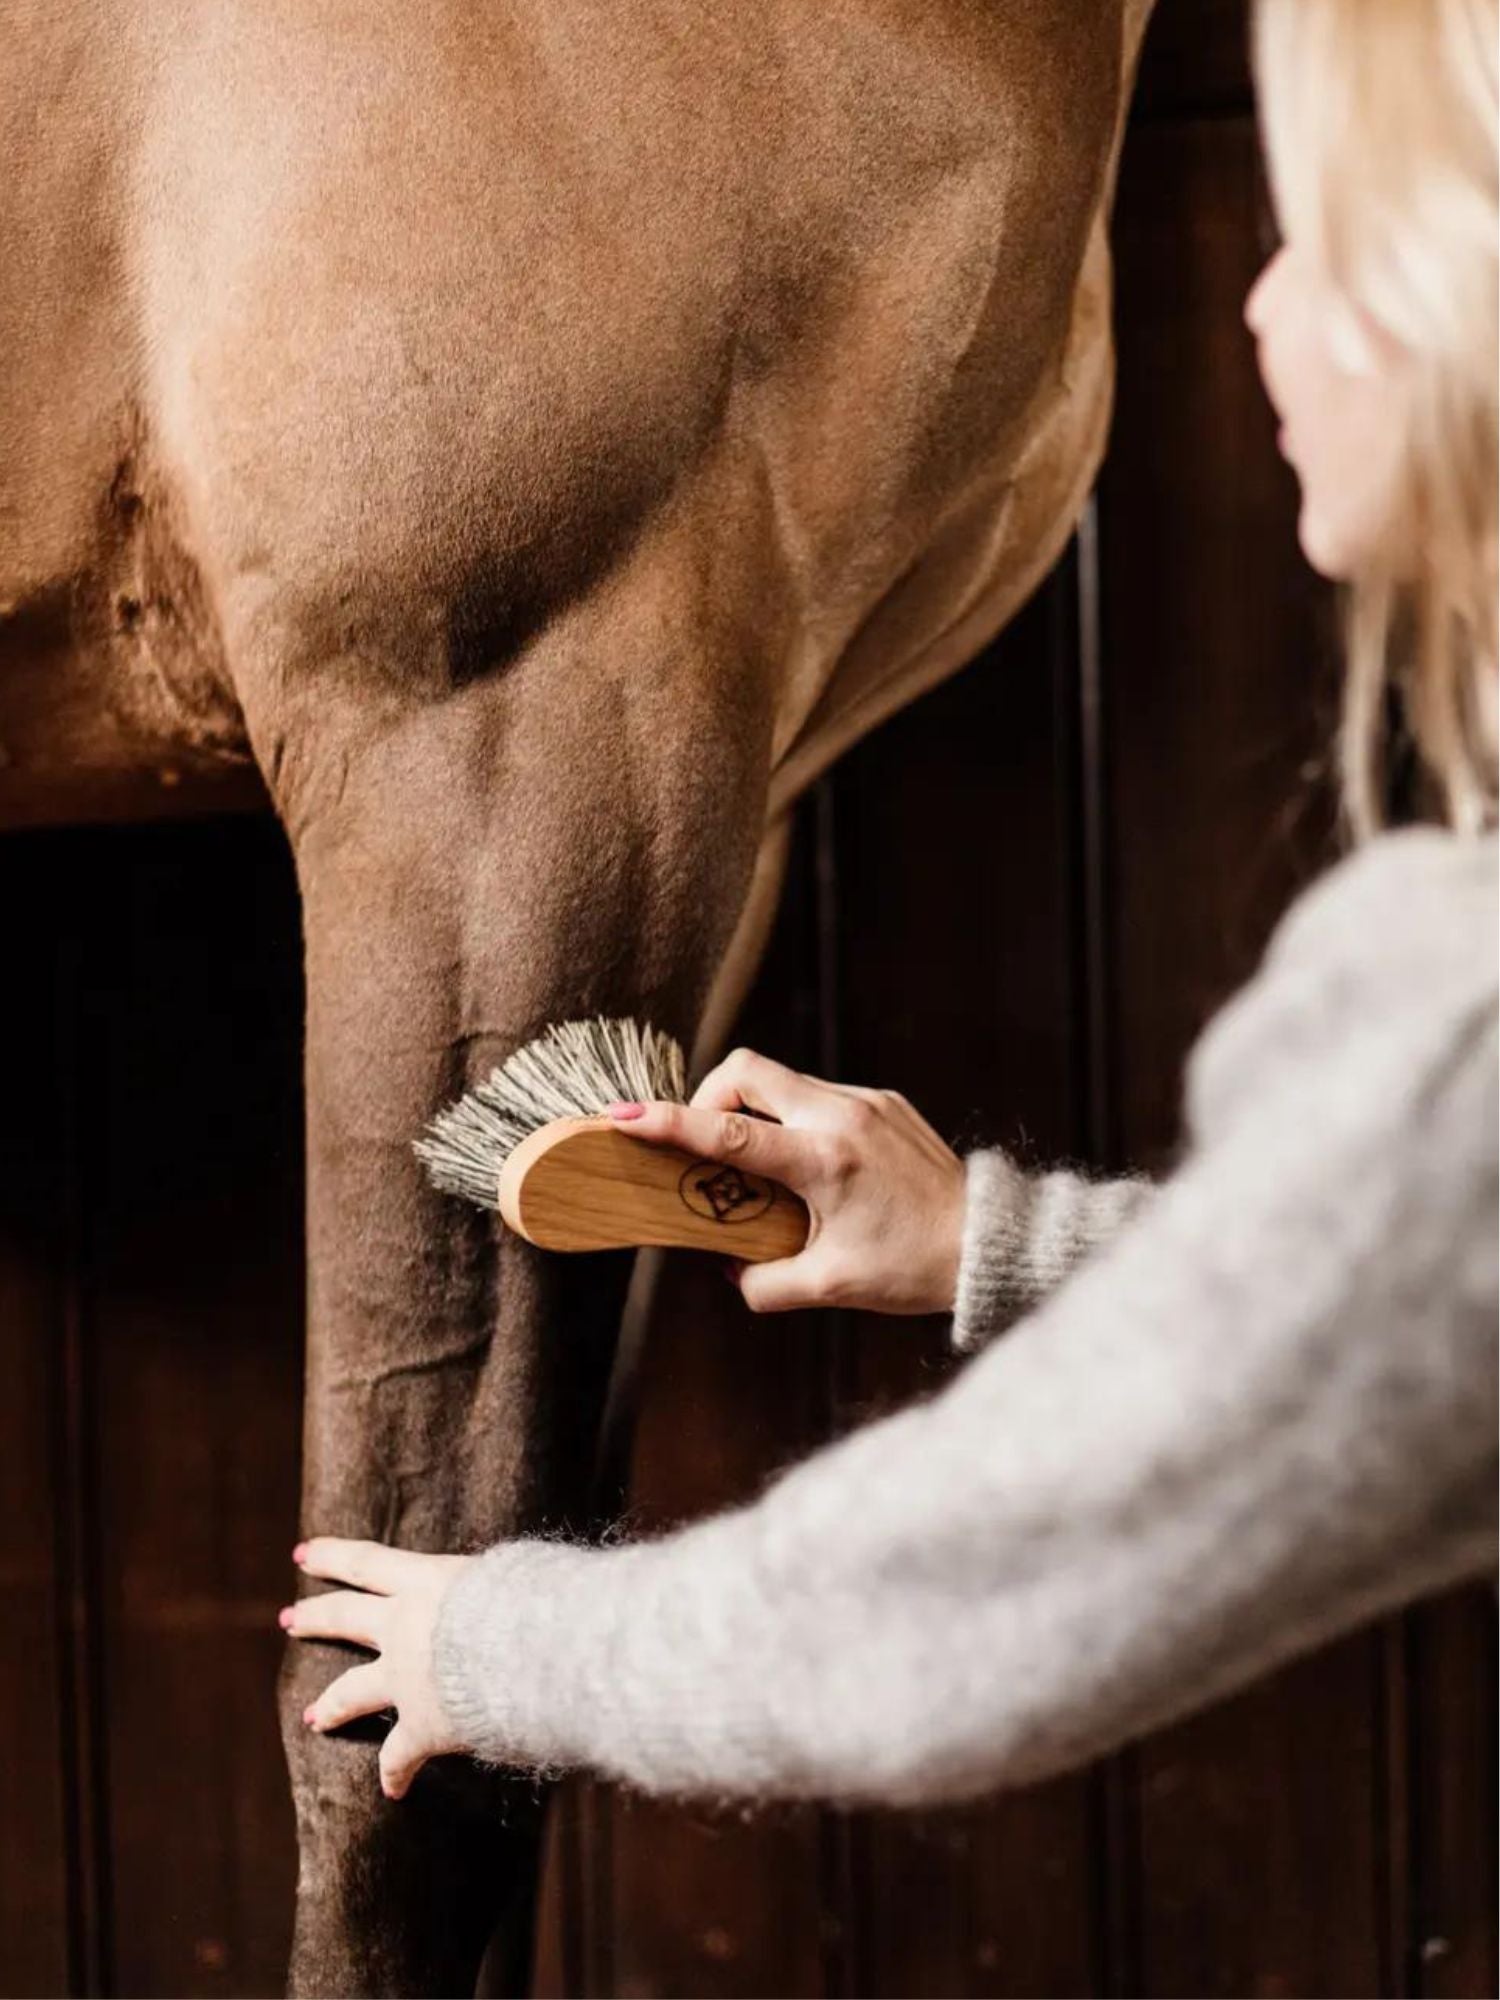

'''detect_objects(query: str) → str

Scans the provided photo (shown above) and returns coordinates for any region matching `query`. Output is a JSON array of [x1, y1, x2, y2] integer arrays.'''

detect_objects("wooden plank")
[[826, 582, 1100, 2000], [0, 837, 76, 1998], [1102, 112, 1337, 1165], [83, 820, 303, 1998], [600, 802, 837, 2000], [527, 1783, 576, 1998], [1100, 113, 1387, 2000], [0, 764, 269, 836], [1134, 0, 1254, 121], [1406, 1590, 1499, 1998], [1129, 1648, 1387, 1998]]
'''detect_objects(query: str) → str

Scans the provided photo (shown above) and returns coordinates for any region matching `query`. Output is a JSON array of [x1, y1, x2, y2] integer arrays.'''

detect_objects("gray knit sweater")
[[433, 827, 1498, 1805]]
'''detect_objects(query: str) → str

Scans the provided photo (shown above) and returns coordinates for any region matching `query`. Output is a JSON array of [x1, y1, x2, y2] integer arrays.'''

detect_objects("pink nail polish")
[[606, 1101, 645, 1119], [292, 1543, 308, 1564], [278, 1607, 295, 1630]]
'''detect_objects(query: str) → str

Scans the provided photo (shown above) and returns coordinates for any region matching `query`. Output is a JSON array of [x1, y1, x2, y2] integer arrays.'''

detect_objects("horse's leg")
[[238, 600, 772, 1996], [590, 807, 796, 1511], [691, 811, 796, 1072]]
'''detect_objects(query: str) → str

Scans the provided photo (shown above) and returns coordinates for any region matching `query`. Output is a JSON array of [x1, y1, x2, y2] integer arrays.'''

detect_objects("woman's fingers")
[[688, 1046, 833, 1120], [610, 1098, 824, 1192], [612, 1053, 963, 1315], [737, 1249, 846, 1314], [378, 1723, 430, 1801], [305, 1660, 390, 1732], [283, 1588, 388, 1649], [295, 1537, 421, 1595]]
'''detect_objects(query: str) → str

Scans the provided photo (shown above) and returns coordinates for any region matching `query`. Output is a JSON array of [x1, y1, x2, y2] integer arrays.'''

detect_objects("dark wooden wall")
[[1, 4, 1493, 1995], [0, 819, 303, 1997]]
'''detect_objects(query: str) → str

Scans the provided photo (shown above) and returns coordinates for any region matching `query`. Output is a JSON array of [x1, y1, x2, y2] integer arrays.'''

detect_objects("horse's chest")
[[131, 24, 1072, 696], [5, 0, 1121, 773], [149, 200, 1019, 678]]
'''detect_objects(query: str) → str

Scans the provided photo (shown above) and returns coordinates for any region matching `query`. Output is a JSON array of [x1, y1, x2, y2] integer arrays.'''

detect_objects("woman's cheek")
[[1292, 430, 1373, 580], [1300, 373, 1411, 580], [1295, 486, 1352, 580]]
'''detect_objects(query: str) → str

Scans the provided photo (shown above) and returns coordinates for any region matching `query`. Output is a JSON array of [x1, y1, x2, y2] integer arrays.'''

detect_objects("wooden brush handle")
[[497, 1115, 810, 1259]]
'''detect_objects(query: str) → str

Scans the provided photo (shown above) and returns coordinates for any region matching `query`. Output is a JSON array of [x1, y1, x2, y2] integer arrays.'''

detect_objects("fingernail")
[[722, 1258, 745, 1287], [292, 1543, 308, 1564], [606, 1101, 645, 1120], [278, 1606, 295, 1630], [302, 1705, 318, 1728]]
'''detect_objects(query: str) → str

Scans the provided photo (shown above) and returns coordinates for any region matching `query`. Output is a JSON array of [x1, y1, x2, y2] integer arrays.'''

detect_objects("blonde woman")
[[285, 0, 1498, 1807]]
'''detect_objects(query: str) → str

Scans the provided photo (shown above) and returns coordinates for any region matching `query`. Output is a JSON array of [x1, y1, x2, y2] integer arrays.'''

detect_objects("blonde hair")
[[1254, 0, 1499, 836]]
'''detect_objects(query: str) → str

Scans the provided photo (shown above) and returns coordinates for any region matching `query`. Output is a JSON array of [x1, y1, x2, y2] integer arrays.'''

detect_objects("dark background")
[[2, 3, 1494, 1993]]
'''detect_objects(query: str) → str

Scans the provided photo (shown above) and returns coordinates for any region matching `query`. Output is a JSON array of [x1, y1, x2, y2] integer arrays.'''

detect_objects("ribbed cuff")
[[429, 1516, 794, 1799], [432, 1537, 615, 1776], [952, 1153, 1158, 1354], [951, 1147, 1034, 1352]]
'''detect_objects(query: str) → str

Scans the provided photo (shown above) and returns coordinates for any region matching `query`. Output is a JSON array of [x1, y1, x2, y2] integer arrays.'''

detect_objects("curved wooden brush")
[[499, 1114, 808, 1257], [415, 1017, 810, 1262]]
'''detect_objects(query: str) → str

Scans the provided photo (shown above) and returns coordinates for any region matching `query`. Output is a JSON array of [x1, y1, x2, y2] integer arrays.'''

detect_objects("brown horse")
[[1, 0, 1151, 1988]]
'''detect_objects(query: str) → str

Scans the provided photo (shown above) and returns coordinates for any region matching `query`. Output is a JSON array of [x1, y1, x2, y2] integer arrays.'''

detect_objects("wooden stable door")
[[1, 3, 1493, 1995]]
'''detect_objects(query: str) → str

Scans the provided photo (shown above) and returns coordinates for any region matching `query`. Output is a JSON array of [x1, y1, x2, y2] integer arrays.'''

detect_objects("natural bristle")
[[413, 1016, 688, 1209]]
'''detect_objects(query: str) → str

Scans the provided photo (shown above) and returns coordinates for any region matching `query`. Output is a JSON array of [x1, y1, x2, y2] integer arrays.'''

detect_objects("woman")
[[283, 0, 1498, 1806]]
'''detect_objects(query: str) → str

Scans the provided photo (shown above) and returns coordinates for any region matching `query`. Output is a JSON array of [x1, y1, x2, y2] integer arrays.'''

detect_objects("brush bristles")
[[413, 1016, 689, 1209]]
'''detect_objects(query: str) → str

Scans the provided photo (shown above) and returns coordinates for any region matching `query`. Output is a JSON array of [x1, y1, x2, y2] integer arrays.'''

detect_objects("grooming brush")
[[414, 1017, 810, 1261]]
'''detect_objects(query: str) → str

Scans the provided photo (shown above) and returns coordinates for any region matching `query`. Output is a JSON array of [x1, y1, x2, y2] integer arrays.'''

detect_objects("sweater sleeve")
[[952, 1148, 1157, 1351], [432, 841, 1498, 1807]]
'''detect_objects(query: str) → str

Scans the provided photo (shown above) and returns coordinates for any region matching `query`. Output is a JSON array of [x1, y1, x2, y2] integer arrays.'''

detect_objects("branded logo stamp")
[[678, 1160, 776, 1226]]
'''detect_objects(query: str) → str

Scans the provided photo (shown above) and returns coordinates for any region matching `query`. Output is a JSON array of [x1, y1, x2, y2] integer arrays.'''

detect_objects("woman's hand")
[[282, 1537, 472, 1799], [608, 1046, 965, 1314]]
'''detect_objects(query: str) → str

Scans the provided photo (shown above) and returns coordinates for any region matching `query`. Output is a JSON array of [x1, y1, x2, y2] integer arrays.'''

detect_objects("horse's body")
[[1, 1, 1149, 1987]]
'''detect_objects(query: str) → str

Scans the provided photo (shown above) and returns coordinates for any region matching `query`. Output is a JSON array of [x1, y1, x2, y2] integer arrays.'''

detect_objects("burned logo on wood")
[[678, 1161, 777, 1226]]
